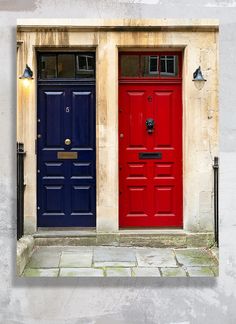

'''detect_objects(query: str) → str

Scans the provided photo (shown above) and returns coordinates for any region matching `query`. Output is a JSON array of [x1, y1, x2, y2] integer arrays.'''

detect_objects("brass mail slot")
[[57, 152, 78, 159]]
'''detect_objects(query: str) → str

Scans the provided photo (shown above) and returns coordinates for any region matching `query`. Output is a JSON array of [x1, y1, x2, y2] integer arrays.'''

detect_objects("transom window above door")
[[120, 53, 181, 78], [38, 52, 95, 79]]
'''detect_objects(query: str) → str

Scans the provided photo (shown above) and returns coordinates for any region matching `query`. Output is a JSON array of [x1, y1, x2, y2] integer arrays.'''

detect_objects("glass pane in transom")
[[141, 55, 159, 77], [160, 55, 178, 77], [40, 55, 57, 79], [58, 54, 75, 78], [121, 55, 139, 77], [76, 54, 95, 78]]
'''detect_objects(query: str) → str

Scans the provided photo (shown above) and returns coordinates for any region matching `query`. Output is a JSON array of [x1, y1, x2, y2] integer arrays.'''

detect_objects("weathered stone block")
[[186, 266, 215, 277], [105, 268, 132, 277], [59, 250, 93, 268], [16, 235, 34, 276], [59, 268, 104, 277], [174, 248, 218, 267], [136, 248, 177, 267], [132, 267, 161, 277], [23, 268, 59, 277], [161, 267, 187, 277], [187, 233, 214, 248]]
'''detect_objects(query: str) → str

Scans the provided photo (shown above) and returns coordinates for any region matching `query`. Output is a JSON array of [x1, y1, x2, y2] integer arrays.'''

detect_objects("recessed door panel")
[[43, 185, 65, 215], [128, 186, 147, 215], [153, 91, 173, 148], [119, 82, 182, 227], [37, 83, 96, 227], [44, 91, 65, 147], [71, 91, 94, 148], [128, 92, 146, 148], [71, 185, 92, 213], [154, 186, 174, 215]]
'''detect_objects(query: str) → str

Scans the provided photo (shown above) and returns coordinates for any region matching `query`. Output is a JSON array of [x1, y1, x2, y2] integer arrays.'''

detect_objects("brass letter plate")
[[57, 152, 78, 159]]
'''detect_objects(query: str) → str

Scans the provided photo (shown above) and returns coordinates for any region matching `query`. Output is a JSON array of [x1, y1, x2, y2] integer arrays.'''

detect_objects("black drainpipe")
[[17, 142, 25, 240], [213, 156, 219, 247]]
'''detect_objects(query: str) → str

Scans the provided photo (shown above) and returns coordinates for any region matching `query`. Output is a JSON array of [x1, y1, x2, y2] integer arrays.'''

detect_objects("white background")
[[0, 1, 236, 323]]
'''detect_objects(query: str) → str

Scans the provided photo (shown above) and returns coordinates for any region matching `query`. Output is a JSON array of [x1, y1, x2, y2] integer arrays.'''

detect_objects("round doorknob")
[[64, 138, 71, 145]]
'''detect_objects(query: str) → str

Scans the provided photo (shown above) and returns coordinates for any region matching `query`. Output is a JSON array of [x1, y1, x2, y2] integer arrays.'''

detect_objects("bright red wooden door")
[[119, 83, 182, 227]]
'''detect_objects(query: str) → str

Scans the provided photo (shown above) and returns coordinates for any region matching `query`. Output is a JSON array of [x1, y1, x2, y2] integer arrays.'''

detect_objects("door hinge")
[[35, 139, 37, 155]]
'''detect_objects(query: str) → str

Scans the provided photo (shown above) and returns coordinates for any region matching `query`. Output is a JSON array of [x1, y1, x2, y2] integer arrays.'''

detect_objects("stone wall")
[[17, 19, 219, 233]]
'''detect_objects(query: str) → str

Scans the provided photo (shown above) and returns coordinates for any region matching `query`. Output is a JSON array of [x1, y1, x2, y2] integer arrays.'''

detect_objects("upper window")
[[120, 53, 180, 78], [38, 52, 95, 79]]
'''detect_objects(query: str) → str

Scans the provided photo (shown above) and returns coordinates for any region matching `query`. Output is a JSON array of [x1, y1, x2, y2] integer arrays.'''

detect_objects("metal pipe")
[[213, 156, 219, 247], [17, 142, 25, 240]]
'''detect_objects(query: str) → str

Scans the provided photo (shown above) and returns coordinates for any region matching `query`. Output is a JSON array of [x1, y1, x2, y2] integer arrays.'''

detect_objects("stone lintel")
[[17, 18, 219, 32]]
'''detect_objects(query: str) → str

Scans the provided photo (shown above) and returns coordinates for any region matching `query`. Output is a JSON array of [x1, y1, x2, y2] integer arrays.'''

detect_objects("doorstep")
[[33, 229, 215, 248]]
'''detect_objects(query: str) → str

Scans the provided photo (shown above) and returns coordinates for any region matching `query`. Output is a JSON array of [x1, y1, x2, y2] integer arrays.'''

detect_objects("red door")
[[119, 79, 182, 227]]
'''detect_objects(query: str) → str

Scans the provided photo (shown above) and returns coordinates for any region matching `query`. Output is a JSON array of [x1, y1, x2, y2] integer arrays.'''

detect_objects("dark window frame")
[[37, 52, 96, 81], [119, 51, 182, 80]]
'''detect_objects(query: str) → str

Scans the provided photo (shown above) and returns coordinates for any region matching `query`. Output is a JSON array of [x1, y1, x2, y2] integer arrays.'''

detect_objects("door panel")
[[119, 83, 182, 227], [44, 91, 65, 147], [37, 84, 96, 227], [71, 91, 93, 148], [153, 91, 173, 147]]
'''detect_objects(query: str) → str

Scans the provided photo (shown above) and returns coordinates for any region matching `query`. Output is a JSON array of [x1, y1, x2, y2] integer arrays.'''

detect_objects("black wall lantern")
[[192, 66, 206, 82], [19, 64, 34, 80]]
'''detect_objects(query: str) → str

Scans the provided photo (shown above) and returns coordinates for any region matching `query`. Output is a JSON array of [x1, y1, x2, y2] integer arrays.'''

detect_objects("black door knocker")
[[146, 118, 155, 134]]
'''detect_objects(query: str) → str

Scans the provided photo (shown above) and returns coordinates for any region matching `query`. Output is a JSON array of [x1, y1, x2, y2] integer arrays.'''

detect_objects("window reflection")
[[40, 55, 57, 79], [141, 56, 159, 77], [120, 55, 139, 77], [76, 54, 95, 78], [58, 54, 75, 78], [120, 54, 179, 78], [38, 53, 95, 79], [160, 55, 178, 76]]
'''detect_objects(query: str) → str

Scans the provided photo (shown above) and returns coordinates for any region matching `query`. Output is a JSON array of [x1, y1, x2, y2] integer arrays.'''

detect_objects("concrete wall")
[[0, 1, 236, 323], [17, 20, 219, 233]]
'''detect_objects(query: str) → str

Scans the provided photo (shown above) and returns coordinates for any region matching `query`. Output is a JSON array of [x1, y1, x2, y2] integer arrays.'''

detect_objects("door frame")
[[118, 51, 183, 228]]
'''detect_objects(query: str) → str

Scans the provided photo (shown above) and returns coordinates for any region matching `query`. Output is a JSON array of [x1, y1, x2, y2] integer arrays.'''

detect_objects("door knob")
[[64, 138, 71, 145]]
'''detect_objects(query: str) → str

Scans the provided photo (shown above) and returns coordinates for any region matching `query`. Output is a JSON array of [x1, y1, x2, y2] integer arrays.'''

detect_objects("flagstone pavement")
[[22, 246, 219, 277]]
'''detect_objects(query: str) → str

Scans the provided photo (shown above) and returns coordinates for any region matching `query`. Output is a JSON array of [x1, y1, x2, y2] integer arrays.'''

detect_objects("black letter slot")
[[139, 152, 162, 159]]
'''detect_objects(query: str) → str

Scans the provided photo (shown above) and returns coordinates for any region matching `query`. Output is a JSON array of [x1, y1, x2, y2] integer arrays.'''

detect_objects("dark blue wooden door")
[[37, 83, 96, 227]]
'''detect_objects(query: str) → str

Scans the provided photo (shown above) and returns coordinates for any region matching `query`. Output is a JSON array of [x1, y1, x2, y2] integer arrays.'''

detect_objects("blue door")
[[37, 83, 96, 227]]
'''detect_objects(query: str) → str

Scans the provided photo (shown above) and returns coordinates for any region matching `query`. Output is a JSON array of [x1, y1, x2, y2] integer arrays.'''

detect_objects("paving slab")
[[161, 267, 187, 277], [132, 267, 161, 277], [174, 248, 218, 267], [186, 266, 215, 277], [26, 250, 61, 268], [136, 248, 177, 267], [23, 268, 59, 277], [59, 267, 104, 277], [93, 247, 136, 267], [105, 268, 132, 277], [33, 246, 65, 253], [35, 246, 91, 253], [59, 249, 93, 268]]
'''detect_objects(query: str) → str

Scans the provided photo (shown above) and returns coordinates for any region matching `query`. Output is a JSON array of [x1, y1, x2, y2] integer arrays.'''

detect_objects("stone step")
[[33, 231, 215, 248]]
